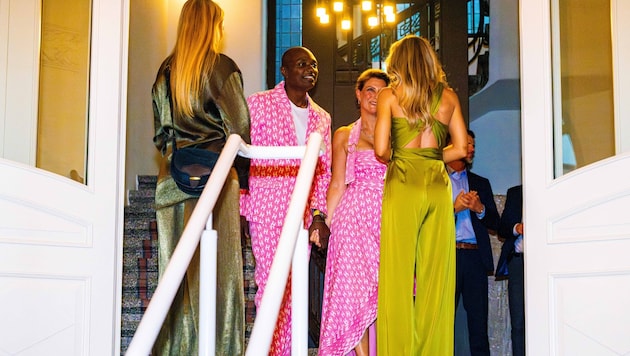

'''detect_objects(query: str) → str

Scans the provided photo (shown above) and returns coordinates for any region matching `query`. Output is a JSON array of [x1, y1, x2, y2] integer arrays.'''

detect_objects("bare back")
[[389, 86, 459, 150]]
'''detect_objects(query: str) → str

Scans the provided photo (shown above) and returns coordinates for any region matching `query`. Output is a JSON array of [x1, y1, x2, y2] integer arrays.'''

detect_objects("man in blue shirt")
[[447, 130, 500, 356]]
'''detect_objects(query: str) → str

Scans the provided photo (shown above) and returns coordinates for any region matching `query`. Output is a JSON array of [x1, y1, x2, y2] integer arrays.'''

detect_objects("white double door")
[[2, 0, 630, 354], [522, 0, 630, 355], [0, 0, 128, 354]]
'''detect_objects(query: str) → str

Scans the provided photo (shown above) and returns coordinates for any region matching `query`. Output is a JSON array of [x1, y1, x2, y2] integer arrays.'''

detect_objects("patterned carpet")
[[120, 175, 158, 353], [120, 175, 258, 354]]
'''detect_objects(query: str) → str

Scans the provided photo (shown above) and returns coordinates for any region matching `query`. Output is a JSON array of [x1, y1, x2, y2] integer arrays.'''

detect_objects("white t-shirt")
[[290, 101, 309, 145]]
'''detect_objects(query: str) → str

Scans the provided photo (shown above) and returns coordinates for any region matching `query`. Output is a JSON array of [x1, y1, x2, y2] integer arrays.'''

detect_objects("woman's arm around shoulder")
[[326, 125, 351, 223], [374, 87, 395, 163]]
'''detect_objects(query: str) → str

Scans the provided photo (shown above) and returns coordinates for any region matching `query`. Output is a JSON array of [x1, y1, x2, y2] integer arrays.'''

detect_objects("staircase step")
[[128, 189, 156, 205], [123, 226, 155, 242], [136, 175, 157, 190], [127, 202, 156, 212], [124, 206, 156, 220], [124, 218, 153, 231], [121, 180, 157, 354], [122, 231, 154, 245], [120, 281, 156, 297], [123, 251, 159, 272]]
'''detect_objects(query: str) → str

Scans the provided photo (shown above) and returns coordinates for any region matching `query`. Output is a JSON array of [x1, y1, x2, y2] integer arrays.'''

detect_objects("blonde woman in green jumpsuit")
[[374, 35, 468, 355]]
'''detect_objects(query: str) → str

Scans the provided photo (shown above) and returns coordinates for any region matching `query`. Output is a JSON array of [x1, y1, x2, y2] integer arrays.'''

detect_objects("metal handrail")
[[244, 132, 323, 356], [126, 132, 323, 356]]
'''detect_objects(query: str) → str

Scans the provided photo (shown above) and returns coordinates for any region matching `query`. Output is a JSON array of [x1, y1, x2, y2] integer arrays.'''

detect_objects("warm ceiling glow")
[[341, 19, 351, 30], [316, 1, 398, 28]]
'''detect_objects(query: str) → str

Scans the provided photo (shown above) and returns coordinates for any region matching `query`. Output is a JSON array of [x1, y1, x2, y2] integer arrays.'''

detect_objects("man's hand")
[[308, 215, 330, 249], [454, 190, 484, 214], [240, 215, 250, 239], [453, 190, 466, 213]]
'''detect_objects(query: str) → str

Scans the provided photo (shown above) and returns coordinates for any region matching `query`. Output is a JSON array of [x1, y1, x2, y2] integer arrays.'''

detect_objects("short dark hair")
[[281, 46, 313, 68], [356, 69, 391, 91]]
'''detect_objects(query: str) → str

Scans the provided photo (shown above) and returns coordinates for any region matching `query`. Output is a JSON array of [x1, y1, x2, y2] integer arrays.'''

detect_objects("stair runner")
[[120, 175, 257, 354]]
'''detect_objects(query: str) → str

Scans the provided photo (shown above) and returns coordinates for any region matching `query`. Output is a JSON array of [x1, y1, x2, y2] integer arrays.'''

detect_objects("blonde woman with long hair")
[[151, 1, 250, 354], [374, 35, 468, 355]]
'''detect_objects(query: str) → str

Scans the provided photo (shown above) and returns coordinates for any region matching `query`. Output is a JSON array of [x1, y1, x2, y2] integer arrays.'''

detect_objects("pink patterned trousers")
[[250, 221, 294, 356]]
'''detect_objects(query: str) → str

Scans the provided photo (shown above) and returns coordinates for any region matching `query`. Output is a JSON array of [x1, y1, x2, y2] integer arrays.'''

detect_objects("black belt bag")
[[170, 137, 219, 196], [164, 65, 220, 196]]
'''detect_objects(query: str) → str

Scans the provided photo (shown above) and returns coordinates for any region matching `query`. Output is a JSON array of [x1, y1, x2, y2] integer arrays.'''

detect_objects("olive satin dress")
[[377, 86, 456, 355]]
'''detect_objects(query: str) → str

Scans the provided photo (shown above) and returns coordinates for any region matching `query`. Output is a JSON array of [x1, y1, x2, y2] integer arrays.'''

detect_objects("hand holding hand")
[[454, 190, 466, 213], [308, 215, 330, 249], [456, 190, 484, 214], [240, 215, 250, 239], [467, 190, 484, 214]]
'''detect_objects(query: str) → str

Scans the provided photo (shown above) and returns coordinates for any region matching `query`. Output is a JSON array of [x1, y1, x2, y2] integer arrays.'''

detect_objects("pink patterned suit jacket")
[[242, 81, 332, 226], [242, 81, 332, 355]]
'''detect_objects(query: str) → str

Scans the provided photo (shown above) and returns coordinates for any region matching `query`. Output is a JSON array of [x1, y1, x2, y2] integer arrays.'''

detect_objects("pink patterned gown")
[[318, 119, 386, 356]]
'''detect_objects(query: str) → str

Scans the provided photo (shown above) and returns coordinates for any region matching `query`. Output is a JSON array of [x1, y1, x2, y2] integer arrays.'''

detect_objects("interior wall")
[[471, 110, 521, 194], [487, 0, 519, 84], [469, 0, 521, 194], [125, 0, 168, 198], [124, 0, 265, 198], [438, 0, 469, 123]]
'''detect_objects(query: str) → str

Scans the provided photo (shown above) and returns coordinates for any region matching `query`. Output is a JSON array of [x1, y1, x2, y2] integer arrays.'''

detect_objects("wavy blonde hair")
[[385, 35, 448, 128], [170, 0, 224, 118]]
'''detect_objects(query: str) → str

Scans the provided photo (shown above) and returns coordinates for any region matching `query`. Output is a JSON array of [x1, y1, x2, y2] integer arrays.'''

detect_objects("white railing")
[[126, 132, 323, 356]]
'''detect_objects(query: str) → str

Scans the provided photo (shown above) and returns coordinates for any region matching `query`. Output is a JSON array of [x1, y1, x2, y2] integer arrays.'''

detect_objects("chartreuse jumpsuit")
[[377, 86, 456, 355]]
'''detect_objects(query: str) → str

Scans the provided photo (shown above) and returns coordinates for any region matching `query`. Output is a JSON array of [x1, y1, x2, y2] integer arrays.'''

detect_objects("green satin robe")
[[151, 53, 250, 356]]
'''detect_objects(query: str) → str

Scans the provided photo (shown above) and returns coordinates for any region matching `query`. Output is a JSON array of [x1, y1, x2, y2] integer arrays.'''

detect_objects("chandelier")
[[316, 1, 396, 30]]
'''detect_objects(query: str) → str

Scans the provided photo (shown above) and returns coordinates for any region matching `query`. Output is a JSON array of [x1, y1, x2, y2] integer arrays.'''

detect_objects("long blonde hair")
[[170, 0, 224, 118], [385, 35, 448, 128]]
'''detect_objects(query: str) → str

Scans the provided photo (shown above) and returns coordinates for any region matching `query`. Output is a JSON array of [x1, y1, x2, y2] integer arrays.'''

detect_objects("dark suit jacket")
[[465, 171, 500, 274], [495, 184, 523, 278]]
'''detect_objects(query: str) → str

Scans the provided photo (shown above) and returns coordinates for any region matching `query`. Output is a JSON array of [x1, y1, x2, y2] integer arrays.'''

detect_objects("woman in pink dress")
[[318, 69, 390, 356]]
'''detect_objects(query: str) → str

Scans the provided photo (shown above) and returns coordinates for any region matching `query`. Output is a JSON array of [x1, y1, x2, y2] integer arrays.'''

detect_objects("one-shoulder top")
[[345, 118, 387, 185], [390, 84, 448, 161]]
